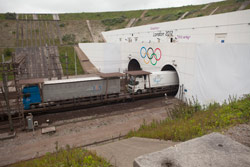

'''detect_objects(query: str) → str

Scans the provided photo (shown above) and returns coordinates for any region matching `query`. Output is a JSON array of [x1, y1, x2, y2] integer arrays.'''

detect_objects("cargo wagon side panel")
[[43, 78, 120, 102]]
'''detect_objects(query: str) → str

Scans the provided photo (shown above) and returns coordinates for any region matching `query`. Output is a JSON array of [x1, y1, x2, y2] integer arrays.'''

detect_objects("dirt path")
[[238, 1, 250, 10], [126, 18, 137, 28], [86, 20, 96, 42], [0, 97, 179, 166]]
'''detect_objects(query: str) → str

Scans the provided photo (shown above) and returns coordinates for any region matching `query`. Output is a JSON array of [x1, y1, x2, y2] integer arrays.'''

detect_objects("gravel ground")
[[224, 122, 250, 147], [32, 96, 172, 126], [0, 97, 180, 166], [0, 96, 249, 166]]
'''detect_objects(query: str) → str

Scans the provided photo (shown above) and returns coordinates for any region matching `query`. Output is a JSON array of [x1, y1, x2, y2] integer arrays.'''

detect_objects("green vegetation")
[[0, 48, 15, 81], [161, 14, 179, 22], [246, 3, 250, 9], [11, 144, 111, 167], [5, 12, 16, 20], [0, 0, 249, 46], [236, 0, 246, 2], [152, 16, 160, 20], [39, 14, 53, 20], [59, 10, 143, 20], [0, 14, 5, 20], [147, 5, 203, 18], [59, 23, 66, 27], [81, 37, 90, 43], [127, 95, 250, 141], [0, 48, 14, 62], [58, 46, 84, 76], [62, 34, 76, 45], [102, 16, 126, 26], [185, 0, 242, 19]]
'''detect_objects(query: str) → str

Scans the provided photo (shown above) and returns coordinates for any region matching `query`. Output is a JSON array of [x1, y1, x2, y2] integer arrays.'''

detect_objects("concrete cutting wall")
[[79, 10, 250, 105], [134, 133, 250, 167], [79, 42, 250, 105]]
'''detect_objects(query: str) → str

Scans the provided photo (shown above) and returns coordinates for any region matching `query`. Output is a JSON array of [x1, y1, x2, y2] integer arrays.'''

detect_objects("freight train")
[[22, 71, 179, 110]]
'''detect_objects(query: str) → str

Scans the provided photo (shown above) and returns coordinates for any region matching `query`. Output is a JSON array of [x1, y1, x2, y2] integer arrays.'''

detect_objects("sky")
[[0, 0, 224, 13]]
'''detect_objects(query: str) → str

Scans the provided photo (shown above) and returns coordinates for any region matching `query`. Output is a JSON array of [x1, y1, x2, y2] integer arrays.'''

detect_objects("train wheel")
[[136, 89, 142, 94]]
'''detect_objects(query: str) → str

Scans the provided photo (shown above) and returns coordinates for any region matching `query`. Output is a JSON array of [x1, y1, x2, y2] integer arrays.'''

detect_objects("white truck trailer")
[[128, 71, 179, 93]]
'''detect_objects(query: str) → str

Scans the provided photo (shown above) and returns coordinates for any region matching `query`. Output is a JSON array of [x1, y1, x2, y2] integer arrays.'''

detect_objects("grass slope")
[[58, 46, 84, 76], [0, 0, 249, 47], [127, 95, 250, 141], [11, 144, 111, 167]]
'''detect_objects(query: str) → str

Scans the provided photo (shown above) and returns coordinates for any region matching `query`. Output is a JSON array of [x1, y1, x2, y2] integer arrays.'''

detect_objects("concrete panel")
[[89, 137, 178, 167], [134, 133, 250, 167], [79, 43, 121, 73], [79, 42, 250, 105]]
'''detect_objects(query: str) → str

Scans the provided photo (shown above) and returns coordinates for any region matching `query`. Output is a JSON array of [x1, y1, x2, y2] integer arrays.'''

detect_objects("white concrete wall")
[[102, 10, 250, 44], [79, 43, 121, 73], [79, 42, 250, 105]]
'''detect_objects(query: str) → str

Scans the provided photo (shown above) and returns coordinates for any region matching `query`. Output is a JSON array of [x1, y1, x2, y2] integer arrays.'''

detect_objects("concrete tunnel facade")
[[78, 10, 250, 105]]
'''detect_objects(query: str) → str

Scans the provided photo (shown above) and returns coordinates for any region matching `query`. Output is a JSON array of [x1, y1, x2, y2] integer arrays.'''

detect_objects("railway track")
[[15, 16, 63, 80], [0, 91, 178, 133], [24, 85, 178, 114], [0, 85, 178, 117]]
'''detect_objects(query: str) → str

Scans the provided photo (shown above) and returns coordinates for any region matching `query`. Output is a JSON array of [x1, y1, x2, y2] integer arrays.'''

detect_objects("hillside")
[[0, 0, 249, 77], [0, 0, 250, 48]]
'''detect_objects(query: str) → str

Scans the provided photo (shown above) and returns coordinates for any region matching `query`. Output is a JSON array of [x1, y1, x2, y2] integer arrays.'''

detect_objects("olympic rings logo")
[[140, 47, 162, 66]]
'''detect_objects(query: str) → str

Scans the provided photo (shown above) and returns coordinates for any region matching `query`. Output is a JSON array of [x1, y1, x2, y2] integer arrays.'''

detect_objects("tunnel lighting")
[[128, 54, 132, 60]]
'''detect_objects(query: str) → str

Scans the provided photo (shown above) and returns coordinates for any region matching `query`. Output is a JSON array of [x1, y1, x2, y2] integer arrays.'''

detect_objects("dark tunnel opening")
[[128, 59, 141, 71], [161, 64, 180, 96]]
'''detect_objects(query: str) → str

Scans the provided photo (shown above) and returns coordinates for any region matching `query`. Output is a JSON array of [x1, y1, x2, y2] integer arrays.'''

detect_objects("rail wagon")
[[43, 77, 120, 102], [22, 76, 121, 110], [21, 71, 178, 111]]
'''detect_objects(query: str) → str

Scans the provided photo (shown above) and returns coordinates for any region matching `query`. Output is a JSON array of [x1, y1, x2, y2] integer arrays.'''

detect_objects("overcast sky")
[[0, 0, 224, 13]]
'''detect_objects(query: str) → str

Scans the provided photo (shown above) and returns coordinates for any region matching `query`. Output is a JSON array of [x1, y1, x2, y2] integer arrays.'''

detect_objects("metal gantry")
[[0, 54, 25, 132]]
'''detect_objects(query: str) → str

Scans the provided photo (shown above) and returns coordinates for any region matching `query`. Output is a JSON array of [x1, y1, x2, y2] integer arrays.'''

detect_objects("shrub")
[[144, 13, 151, 17], [236, 0, 246, 2], [59, 23, 65, 27], [4, 48, 12, 57], [177, 11, 184, 17], [81, 37, 90, 43], [101, 16, 126, 26], [62, 34, 76, 44], [105, 27, 111, 31], [162, 14, 176, 21], [5, 12, 16, 20], [127, 95, 250, 141], [152, 16, 160, 20]]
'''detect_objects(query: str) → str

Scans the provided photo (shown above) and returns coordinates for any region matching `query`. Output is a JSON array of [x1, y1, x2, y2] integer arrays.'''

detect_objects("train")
[[22, 71, 179, 110]]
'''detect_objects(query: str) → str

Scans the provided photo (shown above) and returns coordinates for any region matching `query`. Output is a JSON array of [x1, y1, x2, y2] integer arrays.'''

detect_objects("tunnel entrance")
[[161, 64, 176, 71], [161, 64, 180, 96], [128, 59, 141, 71]]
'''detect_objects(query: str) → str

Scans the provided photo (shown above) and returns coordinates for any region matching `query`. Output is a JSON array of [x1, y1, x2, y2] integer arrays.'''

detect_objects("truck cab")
[[127, 75, 145, 93], [127, 70, 179, 94], [22, 85, 42, 110]]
